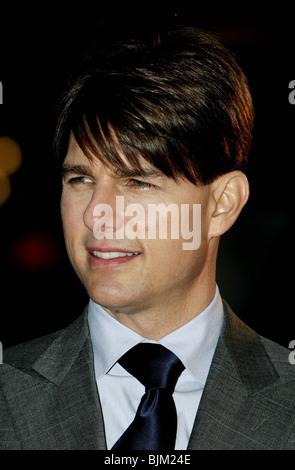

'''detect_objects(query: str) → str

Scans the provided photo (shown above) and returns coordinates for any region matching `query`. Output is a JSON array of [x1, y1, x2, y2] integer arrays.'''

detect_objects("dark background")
[[0, 5, 294, 348]]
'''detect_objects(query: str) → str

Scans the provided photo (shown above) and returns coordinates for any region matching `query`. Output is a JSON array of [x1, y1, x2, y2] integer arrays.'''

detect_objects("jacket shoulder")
[[2, 306, 89, 371], [260, 334, 295, 379], [222, 300, 295, 383], [3, 329, 64, 370]]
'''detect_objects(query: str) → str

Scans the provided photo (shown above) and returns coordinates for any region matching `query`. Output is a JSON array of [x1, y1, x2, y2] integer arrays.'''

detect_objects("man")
[[1, 26, 295, 450]]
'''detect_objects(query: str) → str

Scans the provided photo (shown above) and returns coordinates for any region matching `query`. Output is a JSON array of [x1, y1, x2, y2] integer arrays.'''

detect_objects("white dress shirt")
[[88, 285, 224, 450]]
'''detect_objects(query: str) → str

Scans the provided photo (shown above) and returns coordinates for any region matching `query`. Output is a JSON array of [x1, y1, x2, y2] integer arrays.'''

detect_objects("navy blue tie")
[[112, 343, 185, 450]]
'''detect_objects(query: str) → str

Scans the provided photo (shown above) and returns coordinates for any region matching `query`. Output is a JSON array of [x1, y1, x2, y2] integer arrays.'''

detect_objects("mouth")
[[87, 248, 141, 267], [91, 250, 140, 260]]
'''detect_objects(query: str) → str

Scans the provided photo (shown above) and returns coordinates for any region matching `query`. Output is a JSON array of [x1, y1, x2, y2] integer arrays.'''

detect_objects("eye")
[[67, 176, 94, 185], [129, 179, 154, 189]]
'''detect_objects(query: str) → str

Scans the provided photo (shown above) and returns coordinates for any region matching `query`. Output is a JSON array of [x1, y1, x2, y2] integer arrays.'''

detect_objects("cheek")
[[60, 196, 71, 234], [60, 195, 83, 244], [143, 238, 207, 295], [143, 238, 187, 273]]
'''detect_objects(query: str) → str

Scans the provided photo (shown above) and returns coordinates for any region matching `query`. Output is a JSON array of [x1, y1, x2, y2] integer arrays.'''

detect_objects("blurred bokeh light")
[[10, 230, 62, 272], [0, 136, 22, 205]]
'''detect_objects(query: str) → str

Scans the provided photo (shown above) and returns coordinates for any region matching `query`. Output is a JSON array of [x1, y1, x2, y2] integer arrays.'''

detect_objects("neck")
[[105, 279, 216, 340]]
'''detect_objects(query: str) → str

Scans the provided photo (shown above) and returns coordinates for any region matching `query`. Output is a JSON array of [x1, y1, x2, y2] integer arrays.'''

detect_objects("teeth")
[[92, 251, 139, 260]]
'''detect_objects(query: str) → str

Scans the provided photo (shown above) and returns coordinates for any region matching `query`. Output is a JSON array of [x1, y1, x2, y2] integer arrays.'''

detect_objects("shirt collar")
[[88, 301, 145, 380], [88, 285, 224, 386]]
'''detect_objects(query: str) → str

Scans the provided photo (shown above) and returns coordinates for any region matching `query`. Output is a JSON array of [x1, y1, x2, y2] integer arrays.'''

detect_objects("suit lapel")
[[3, 309, 106, 450], [187, 302, 293, 450]]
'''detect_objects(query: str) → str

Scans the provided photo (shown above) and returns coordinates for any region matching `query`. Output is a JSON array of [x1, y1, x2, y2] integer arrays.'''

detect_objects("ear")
[[208, 171, 249, 240]]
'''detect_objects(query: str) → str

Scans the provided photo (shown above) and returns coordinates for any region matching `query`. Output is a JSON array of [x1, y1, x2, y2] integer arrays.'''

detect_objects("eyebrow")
[[61, 163, 163, 179], [61, 163, 95, 178], [113, 167, 163, 179]]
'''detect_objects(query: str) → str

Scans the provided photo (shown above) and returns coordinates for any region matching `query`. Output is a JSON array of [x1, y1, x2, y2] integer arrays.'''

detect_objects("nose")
[[83, 186, 124, 239]]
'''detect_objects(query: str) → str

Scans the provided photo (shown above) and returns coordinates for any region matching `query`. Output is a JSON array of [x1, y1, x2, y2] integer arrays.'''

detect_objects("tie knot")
[[118, 344, 184, 391]]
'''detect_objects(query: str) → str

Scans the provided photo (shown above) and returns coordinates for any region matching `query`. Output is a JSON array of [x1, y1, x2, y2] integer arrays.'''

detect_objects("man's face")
[[61, 135, 214, 330]]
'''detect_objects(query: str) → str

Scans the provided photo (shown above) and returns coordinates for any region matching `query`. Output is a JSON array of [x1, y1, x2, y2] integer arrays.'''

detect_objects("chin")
[[82, 270, 147, 312], [87, 285, 136, 311]]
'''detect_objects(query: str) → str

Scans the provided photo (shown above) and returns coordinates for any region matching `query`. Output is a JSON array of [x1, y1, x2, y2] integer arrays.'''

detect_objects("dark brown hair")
[[54, 26, 254, 185]]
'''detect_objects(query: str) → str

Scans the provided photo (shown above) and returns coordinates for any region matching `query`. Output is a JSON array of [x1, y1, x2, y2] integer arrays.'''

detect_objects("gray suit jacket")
[[1, 302, 295, 450]]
